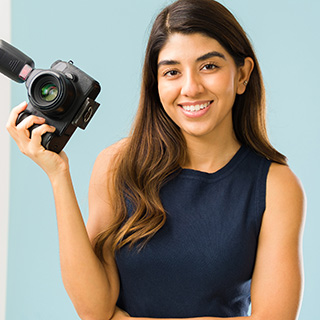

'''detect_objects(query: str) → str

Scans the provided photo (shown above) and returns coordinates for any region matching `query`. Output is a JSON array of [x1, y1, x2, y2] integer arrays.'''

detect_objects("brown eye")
[[164, 70, 179, 77], [202, 63, 218, 70]]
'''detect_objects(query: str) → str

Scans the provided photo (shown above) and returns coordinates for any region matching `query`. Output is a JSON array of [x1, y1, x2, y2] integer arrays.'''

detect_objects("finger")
[[30, 124, 56, 148], [16, 114, 46, 132], [13, 116, 46, 144], [9, 116, 46, 149], [6, 101, 28, 130]]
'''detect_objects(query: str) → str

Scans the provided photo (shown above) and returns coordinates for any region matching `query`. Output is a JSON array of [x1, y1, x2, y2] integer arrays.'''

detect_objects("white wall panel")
[[0, 0, 11, 319]]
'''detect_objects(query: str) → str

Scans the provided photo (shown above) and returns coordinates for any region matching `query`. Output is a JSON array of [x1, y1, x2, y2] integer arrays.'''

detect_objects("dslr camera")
[[0, 39, 101, 153]]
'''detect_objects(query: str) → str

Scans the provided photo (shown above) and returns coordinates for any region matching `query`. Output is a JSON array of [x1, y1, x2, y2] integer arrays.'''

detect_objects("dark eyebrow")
[[157, 59, 180, 68], [196, 51, 226, 62], [158, 51, 226, 69]]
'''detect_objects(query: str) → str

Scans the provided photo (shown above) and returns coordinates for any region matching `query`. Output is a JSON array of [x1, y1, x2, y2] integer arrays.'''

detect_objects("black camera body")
[[0, 40, 101, 153]]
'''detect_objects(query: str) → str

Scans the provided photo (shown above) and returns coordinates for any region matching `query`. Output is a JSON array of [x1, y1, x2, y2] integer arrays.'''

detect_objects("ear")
[[236, 57, 254, 95]]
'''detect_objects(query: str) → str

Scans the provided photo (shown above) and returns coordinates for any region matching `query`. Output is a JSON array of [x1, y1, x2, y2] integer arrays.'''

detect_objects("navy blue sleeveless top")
[[116, 146, 271, 317]]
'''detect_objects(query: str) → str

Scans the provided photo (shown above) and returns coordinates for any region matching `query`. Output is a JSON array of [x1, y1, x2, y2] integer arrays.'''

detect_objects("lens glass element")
[[40, 84, 58, 102]]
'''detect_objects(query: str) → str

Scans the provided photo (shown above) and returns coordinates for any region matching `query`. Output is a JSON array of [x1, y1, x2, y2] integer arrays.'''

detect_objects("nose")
[[180, 71, 204, 97]]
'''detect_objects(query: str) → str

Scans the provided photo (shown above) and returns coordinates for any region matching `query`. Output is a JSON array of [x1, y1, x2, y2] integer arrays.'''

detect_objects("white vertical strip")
[[0, 0, 11, 319]]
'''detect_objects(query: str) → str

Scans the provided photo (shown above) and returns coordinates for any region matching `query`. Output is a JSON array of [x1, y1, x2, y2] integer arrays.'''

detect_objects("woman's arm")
[[249, 163, 306, 319], [7, 102, 120, 320], [112, 163, 306, 320]]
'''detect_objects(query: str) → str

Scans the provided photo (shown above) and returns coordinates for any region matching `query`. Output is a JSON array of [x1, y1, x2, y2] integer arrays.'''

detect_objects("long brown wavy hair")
[[94, 0, 287, 262]]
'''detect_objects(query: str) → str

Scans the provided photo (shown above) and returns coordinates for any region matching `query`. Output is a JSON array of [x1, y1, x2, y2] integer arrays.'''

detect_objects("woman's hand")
[[6, 101, 69, 179], [111, 307, 131, 320]]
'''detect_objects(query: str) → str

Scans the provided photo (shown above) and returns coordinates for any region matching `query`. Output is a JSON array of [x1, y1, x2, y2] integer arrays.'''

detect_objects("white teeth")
[[182, 102, 211, 112]]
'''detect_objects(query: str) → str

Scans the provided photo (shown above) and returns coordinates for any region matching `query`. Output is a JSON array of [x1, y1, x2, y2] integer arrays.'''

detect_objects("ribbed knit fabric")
[[116, 146, 271, 317]]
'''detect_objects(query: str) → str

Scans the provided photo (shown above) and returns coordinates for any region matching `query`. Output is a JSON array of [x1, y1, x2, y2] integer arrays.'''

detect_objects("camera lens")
[[28, 71, 75, 117], [40, 84, 58, 102]]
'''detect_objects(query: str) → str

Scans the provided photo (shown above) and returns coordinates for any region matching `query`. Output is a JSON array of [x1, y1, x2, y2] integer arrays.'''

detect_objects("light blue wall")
[[7, 0, 319, 319]]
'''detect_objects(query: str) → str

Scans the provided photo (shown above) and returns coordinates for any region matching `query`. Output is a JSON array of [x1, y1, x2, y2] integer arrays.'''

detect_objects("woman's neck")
[[182, 133, 241, 173]]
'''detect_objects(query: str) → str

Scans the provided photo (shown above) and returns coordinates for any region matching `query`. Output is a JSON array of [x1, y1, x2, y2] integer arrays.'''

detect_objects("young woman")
[[6, 0, 305, 319]]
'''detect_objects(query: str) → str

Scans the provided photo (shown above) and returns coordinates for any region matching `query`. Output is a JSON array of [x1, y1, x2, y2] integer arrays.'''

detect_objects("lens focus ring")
[[28, 70, 75, 117]]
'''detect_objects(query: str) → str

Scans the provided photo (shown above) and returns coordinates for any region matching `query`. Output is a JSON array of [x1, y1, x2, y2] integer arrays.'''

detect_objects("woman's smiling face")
[[157, 32, 250, 143]]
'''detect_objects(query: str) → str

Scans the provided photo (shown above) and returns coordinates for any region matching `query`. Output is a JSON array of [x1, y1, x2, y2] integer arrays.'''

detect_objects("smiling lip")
[[179, 100, 213, 118]]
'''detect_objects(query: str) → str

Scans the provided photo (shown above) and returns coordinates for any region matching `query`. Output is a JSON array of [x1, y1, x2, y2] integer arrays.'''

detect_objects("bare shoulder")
[[97, 137, 129, 162], [265, 162, 306, 235], [90, 138, 129, 186], [267, 163, 305, 205]]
